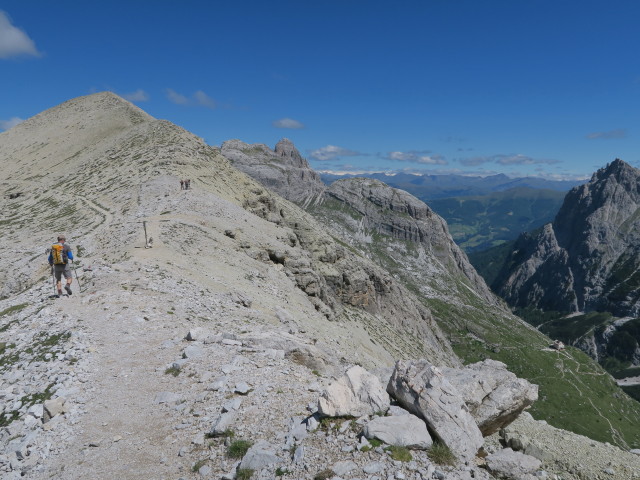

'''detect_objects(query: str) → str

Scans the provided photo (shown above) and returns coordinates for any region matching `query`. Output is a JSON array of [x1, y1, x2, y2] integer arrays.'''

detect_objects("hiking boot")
[[65, 285, 72, 295]]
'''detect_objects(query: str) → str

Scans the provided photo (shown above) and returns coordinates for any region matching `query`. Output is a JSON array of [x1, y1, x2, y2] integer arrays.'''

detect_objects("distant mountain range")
[[320, 172, 583, 201], [322, 173, 582, 252]]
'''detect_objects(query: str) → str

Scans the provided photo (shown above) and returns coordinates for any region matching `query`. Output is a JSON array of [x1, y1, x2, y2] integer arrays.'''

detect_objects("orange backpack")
[[51, 244, 67, 265]]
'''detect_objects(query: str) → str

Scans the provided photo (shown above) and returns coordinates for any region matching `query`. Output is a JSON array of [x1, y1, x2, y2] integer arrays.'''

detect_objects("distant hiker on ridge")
[[48, 235, 74, 297], [180, 179, 184, 190]]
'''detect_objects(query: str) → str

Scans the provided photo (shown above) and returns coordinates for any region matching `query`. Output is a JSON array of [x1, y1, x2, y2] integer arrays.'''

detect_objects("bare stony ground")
[[2, 92, 640, 480]]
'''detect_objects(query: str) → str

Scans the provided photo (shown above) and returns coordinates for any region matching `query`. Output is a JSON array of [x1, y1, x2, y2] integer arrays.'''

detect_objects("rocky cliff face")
[[221, 138, 325, 207], [494, 159, 640, 317], [324, 177, 497, 306]]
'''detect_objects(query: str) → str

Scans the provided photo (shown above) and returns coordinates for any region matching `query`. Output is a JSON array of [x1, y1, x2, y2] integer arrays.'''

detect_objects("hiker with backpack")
[[48, 235, 74, 297]]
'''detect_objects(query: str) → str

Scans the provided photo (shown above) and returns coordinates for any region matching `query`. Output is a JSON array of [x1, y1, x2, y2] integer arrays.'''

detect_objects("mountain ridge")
[[493, 159, 640, 317], [320, 172, 582, 200]]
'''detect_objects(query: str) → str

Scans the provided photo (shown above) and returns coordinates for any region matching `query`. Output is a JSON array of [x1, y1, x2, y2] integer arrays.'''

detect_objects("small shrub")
[[227, 439, 252, 458], [275, 467, 290, 476], [314, 469, 335, 480], [191, 459, 206, 472], [205, 428, 234, 439], [385, 445, 412, 462], [368, 438, 383, 448], [427, 441, 457, 466], [164, 365, 180, 376], [236, 469, 254, 480]]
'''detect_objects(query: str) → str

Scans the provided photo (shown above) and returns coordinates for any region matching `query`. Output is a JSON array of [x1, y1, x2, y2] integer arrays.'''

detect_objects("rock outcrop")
[[363, 414, 433, 449], [485, 448, 542, 479], [221, 138, 325, 206], [317, 365, 390, 417], [386, 359, 484, 462], [441, 359, 538, 436]]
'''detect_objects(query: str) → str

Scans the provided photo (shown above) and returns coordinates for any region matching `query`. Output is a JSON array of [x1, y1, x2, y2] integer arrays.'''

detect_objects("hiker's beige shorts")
[[53, 264, 72, 281]]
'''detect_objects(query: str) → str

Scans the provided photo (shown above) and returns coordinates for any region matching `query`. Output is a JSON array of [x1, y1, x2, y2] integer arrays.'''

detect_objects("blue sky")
[[1, 1, 639, 180]]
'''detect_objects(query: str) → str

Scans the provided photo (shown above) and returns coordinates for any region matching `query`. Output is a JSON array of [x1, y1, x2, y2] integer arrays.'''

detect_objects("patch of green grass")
[[205, 427, 235, 439], [236, 469, 254, 480], [227, 439, 252, 458], [385, 445, 412, 462], [0, 382, 55, 428], [368, 438, 383, 448], [313, 469, 335, 480], [191, 459, 206, 472], [427, 441, 457, 466], [275, 467, 290, 476], [164, 365, 180, 376], [319, 415, 354, 431], [0, 303, 28, 318]]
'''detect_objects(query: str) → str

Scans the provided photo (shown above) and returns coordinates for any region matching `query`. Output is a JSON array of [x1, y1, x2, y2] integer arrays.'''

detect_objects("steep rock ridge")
[[221, 138, 325, 207], [325, 178, 497, 305], [494, 159, 640, 316], [239, 183, 457, 366]]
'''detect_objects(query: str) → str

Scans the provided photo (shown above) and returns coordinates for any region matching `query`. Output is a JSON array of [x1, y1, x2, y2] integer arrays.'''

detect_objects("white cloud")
[[166, 88, 190, 105], [166, 88, 216, 108], [194, 90, 216, 108], [273, 118, 304, 129], [0, 11, 41, 59], [0, 116, 23, 130], [122, 89, 149, 102], [387, 151, 447, 165], [309, 145, 361, 161], [586, 129, 626, 140], [459, 154, 560, 166]]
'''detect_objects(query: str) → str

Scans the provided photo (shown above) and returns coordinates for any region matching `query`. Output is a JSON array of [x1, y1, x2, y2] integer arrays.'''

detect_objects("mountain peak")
[[274, 138, 305, 167], [594, 158, 638, 183], [221, 138, 325, 204]]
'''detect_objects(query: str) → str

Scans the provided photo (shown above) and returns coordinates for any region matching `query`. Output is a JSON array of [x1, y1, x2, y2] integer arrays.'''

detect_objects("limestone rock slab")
[[364, 413, 432, 449], [318, 365, 389, 417], [386, 359, 482, 461], [442, 359, 538, 435]]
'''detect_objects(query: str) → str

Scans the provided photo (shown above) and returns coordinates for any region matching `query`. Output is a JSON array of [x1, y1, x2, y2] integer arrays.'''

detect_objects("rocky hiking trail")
[[1, 256, 326, 480], [5, 264, 640, 480]]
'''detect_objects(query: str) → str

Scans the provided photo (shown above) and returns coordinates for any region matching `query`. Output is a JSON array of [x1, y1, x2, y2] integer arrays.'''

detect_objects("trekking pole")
[[51, 265, 56, 295], [71, 259, 82, 293]]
